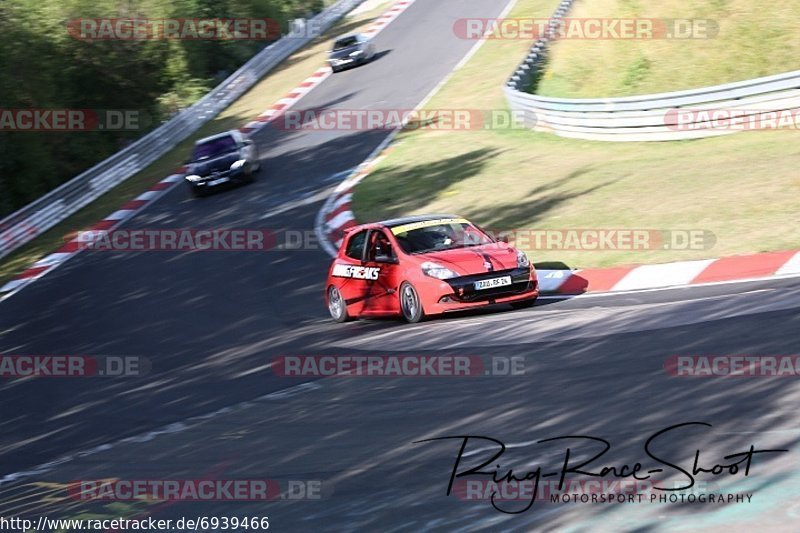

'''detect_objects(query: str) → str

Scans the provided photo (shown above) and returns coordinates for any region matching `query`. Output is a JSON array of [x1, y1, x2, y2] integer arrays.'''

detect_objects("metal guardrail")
[[0, 0, 365, 259], [504, 0, 800, 141]]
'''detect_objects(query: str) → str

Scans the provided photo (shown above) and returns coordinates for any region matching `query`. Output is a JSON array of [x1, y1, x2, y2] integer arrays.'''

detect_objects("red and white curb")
[[362, 0, 413, 37], [534, 250, 800, 295], [0, 172, 185, 296], [0, 0, 416, 300], [238, 69, 330, 134]]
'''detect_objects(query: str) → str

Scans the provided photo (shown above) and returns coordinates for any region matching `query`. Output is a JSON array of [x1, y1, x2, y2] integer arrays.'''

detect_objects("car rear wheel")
[[328, 286, 351, 323], [399, 282, 425, 323]]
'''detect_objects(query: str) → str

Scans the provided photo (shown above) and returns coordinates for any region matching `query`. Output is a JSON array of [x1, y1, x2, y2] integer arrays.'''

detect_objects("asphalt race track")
[[2, 0, 800, 530], [0, 0, 514, 491]]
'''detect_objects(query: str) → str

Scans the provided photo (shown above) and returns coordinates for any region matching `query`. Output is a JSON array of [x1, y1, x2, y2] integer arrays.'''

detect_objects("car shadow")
[[371, 49, 393, 62]]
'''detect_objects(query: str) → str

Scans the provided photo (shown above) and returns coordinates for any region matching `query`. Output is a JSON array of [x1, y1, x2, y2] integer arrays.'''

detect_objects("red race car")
[[325, 215, 539, 323]]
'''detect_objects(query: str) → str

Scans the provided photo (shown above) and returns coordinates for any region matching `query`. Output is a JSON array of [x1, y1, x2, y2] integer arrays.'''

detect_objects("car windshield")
[[191, 135, 238, 161], [392, 221, 494, 254], [333, 36, 359, 50]]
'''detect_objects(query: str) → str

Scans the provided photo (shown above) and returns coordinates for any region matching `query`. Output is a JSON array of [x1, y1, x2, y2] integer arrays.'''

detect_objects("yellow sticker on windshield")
[[390, 218, 468, 235]]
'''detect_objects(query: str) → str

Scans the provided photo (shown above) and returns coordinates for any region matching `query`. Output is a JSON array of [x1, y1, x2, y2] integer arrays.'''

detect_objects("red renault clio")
[[325, 215, 539, 323]]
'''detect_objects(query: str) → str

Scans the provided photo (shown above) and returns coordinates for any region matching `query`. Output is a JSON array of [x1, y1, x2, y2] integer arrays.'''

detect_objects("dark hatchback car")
[[184, 130, 260, 197], [328, 33, 376, 73]]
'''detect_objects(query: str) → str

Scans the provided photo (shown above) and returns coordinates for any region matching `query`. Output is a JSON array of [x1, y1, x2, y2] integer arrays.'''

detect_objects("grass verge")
[[537, 0, 800, 97], [0, 0, 391, 285], [351, 0, 800, 269]]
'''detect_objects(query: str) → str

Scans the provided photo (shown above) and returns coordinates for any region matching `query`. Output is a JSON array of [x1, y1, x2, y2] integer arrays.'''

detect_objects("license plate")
[[207, 177, 229, 186], [474, 276, 512, 290]]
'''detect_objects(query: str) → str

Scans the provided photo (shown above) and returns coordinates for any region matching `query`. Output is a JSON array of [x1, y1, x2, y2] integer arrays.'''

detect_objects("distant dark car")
[[328, 33, 376, 73], [184, 130, 260, 197]]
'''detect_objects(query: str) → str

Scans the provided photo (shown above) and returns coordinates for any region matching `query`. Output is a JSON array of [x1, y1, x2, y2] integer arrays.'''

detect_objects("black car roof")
[[380, 214, 462, 228]]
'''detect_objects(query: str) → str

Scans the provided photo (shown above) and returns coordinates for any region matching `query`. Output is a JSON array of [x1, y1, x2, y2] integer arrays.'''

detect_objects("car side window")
[[366, 230, 395, 262], [345, 230, 368, 260]]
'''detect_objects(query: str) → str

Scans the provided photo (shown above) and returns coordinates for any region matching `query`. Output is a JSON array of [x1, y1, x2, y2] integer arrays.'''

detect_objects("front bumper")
[[185, 168, 247, 188], [329, 56, 364, 69], [421, 267, 539, 314]]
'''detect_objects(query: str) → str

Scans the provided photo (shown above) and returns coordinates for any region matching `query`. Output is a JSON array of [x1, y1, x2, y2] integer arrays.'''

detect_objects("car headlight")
[[350, 50, 364, 56], [185, 174, 203, 182], [516, 250, 530, 268], [421, 261, 458, 280], [230, 159, 246, 170]]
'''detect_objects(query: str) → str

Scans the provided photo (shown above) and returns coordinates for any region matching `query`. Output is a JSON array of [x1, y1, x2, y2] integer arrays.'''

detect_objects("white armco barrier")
[[504, 0, 800, 142]]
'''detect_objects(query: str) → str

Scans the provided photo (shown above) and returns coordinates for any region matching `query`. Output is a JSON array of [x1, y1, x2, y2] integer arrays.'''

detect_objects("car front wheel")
[[399, 282, 425, 323]]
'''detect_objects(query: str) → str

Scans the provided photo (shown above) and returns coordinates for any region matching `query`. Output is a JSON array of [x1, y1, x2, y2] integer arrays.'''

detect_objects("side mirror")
[[243, 139, 253, 146]]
